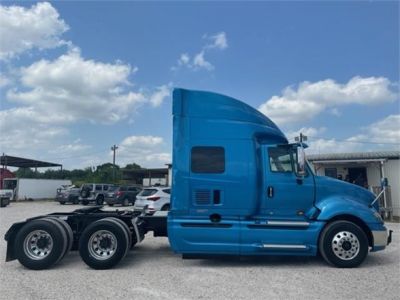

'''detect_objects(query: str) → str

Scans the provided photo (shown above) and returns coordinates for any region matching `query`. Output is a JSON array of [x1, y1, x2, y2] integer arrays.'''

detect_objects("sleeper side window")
[[268, 147, 293, 173], [191, 146, 225, 173]]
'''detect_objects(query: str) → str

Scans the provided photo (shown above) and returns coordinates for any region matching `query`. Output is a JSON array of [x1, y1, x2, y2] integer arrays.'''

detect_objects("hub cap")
[[88, 230, 117, 260], [23, 230, 53, 260], [331, 231, 360, 260]]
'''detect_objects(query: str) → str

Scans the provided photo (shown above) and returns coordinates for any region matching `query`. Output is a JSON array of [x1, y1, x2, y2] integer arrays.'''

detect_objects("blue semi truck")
[[4, 88, 392, 270]]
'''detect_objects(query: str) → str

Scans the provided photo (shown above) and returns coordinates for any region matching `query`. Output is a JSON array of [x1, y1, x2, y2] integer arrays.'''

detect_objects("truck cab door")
[[260, 145, 315, 219]]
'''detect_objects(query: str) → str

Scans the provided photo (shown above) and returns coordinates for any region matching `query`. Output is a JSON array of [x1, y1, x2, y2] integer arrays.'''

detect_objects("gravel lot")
[[0, 201, 399, 300]]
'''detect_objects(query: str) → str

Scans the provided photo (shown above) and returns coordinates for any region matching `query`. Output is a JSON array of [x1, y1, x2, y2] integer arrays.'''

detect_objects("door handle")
[[267, 186, 274, 198]]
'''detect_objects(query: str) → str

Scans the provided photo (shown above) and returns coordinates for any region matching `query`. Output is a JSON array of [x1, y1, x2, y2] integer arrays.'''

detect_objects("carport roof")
[[0, 155, 62, 168], [308, 151, 400, 162]]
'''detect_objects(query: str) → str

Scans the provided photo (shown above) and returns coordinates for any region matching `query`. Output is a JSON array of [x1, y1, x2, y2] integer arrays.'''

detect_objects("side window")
[[103, 185, 109, 191], [95, 185, 102, 191], [163, 189, 171, 194], [268, 147, 293, 172], [191, 146, 225, 173]]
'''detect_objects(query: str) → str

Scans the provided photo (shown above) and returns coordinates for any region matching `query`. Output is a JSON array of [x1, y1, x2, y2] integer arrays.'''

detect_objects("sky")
[[0, 1, 399, 170]]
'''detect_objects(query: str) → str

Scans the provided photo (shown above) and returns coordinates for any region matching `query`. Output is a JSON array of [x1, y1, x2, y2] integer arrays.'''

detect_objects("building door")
[[348, 167, 368, 187]]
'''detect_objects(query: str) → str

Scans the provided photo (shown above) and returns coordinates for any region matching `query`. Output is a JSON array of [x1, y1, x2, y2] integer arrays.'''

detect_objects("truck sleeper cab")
[[167, 88, 391, 268], [4, 88, 392, 270]]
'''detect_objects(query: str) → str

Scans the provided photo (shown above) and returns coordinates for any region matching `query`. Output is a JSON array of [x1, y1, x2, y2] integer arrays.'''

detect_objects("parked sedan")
[[105, 185, 142, 206], [134, 187, 171, 214], [56, 185, 80, 204]]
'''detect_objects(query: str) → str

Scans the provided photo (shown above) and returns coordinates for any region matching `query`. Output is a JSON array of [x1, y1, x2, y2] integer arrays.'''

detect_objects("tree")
[[125, 163, 142, 170]]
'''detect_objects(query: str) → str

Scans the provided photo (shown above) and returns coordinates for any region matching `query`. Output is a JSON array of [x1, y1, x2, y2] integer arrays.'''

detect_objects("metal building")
[[308, 151, 400, 219]]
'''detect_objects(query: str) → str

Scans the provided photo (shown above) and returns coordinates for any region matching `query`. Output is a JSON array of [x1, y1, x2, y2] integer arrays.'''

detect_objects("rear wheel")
[[14, 219, 67, 270], [319, 220, 368, 268], [79, 218, 129, 269], [59, 201, 65, 205], [45, 217, 73, 258], [96, 195, 104, 205], [108, 203, 114, 207]]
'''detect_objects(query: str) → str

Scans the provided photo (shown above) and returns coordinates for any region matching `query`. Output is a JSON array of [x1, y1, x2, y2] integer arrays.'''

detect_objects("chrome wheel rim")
[[23, 230, 53, 260], [331, 231, 360, 260], [88, 230, 117, 260]]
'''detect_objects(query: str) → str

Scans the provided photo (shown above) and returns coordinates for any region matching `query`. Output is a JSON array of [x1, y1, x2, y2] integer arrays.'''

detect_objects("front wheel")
[[96, 196, 104, 206], [319, 220, 369, 268]]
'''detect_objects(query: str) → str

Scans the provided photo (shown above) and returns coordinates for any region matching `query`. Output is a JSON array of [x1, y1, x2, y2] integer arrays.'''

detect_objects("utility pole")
[[111, 145, 119, 182]]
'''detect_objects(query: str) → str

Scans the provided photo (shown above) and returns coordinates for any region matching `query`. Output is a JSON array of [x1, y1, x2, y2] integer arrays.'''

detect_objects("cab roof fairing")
[[172, 88, 288, 144]]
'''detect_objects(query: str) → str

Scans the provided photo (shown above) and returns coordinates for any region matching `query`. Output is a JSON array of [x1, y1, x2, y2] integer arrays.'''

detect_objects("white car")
[[134, 187, 171, 214]]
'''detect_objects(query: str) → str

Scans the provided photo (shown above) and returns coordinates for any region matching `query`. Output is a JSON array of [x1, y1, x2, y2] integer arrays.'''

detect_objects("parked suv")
[[79, 183, 114, 205], [56, 185, 80, 204], [134, 187, 171, 214], [105, 185, 142, 206]]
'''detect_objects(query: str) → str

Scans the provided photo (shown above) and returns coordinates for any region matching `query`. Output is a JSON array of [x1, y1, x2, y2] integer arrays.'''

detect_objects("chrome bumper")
[[372, 228, 393, 248]]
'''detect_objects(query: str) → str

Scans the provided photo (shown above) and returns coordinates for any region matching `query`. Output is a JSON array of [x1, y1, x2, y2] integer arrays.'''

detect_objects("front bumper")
[[371, 227, 393, 251]]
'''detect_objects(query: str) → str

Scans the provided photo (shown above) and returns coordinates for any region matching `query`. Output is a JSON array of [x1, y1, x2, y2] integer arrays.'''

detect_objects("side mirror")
[[296, 147, 306, 177]]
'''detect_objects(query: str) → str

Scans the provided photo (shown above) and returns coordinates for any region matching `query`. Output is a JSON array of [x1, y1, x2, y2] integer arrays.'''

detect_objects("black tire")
[[73, 198, 79, 205], [14, 219, 67, 270], [45, 217, 73, 258], [161, 204, 170, 211], [107, 217, 133, 248], [81, 200, 89, 206], [79, 218, 129, 269], [96, 195, 104, 205], [108, 203, 114, 207], [319, 220, 368, 268], [60, 201, 65, 205]]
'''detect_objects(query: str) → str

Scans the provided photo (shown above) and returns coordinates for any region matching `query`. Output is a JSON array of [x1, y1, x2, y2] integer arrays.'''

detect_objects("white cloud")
[[0, 72, 11, 87], [349, 114, 400, 145], [193, 51, 214, 71], [0, 2, 69, 60], [259, 76, 397, 125], [173, 32, 228, 71], [205, 32, 228, 50], [117, 135, 171, 167], [178, 53, 190, 66], [0, 107, 68, 153], [149, 84, 172, 107], [7, 48, 145, 124], [303, 115, 400, 154]]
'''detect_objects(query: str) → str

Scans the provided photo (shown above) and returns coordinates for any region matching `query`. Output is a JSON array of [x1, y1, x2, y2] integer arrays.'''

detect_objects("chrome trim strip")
[[262, 244, 307, 249], [267, 221, 310, 227], [372, 229, 388, 247]]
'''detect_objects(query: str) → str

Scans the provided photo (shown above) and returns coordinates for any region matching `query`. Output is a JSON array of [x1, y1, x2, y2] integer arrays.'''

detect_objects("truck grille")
[[194, 189, 211, 205]]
